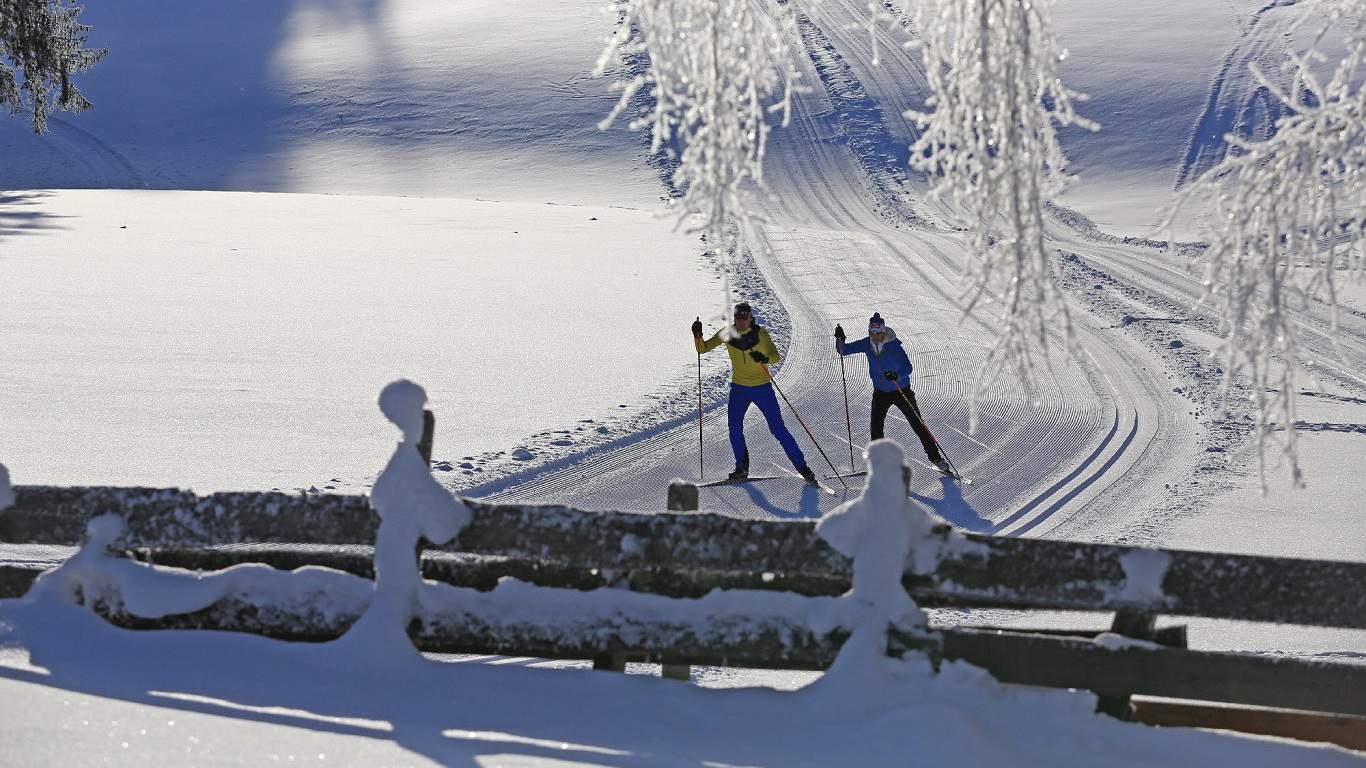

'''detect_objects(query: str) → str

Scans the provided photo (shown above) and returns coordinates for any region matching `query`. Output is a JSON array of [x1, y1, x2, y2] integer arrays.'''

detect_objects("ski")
[[773, 465, 839, 496], [908, 456, 972, 485], [696, 475, 780, 488], [827, 467, 970, 485], [935, 467, 972, 485]]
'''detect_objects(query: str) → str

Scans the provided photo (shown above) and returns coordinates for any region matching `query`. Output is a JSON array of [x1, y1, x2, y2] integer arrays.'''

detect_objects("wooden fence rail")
[[5, 486, 1365, 629]]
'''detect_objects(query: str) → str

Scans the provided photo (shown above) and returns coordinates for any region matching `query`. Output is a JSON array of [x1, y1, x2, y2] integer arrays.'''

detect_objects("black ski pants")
[[870, 388, 941, 463]]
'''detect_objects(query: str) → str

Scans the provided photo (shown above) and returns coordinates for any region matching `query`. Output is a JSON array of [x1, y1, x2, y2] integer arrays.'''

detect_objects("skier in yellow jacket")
[[693, 302, 815, 483]]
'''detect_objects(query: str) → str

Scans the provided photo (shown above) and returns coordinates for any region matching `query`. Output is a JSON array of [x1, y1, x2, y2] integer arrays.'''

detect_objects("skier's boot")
[[729, 452, 750, 481], [798, 466, 818, 485], [932, 457, 953, 475]]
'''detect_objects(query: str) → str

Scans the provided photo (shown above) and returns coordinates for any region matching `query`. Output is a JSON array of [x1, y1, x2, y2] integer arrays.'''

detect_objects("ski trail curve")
[[475, 2, 1203, 538]]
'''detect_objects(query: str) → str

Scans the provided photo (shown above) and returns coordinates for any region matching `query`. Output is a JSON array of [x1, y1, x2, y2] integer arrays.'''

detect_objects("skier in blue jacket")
[[837, 312, 948, 472]]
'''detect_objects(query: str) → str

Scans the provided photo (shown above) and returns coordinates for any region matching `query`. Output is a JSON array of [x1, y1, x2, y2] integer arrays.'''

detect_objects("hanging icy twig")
[[1172, 0, 1366, 488], [860, 1, 902, 67], [596, 0, 801, 333], [904, 0, 1096, 425]]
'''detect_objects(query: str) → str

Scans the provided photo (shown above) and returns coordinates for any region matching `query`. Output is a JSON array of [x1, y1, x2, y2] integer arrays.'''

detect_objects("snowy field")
[[0, 189, 716, 492], [2, 0, 1364, 764]]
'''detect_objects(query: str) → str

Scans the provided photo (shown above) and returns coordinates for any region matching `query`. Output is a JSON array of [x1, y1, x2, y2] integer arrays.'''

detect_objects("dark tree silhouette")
[[1, 0, 105, 133]]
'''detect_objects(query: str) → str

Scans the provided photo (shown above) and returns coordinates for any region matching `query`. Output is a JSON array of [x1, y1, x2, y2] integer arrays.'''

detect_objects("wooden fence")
[[2, 480, 1363, 748]]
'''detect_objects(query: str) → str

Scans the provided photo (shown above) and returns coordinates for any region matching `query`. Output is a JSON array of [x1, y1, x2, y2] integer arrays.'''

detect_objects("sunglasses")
[[734, 313, 752, 319]]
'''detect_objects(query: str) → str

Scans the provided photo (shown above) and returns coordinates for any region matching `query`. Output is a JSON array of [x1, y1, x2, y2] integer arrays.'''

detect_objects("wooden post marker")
[[667, 479, 699, 512]]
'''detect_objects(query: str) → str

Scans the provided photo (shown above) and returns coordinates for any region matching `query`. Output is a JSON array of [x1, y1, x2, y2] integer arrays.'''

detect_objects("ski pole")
[[835, 326, 855, 473], [891, 379, 962, 478], [873, 354, 959, 478], [695, 317, 704, 481], [762, 363, 848, 492]]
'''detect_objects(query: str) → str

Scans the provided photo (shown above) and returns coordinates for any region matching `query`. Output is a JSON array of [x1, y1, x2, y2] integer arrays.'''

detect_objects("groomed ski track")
[[472, 0, 1210, 540]]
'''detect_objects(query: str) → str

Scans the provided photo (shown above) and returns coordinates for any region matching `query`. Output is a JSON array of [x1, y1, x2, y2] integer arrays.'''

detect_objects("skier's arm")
[[696, 330, 724, 353], [892, 346, 913, 380], [842, 337, 870, 356], [758, 329, 781, 365]]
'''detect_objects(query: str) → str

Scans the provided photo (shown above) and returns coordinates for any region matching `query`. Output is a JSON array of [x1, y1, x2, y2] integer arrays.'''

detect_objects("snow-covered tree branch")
[[1174, 0, 1366, 487], [0, 0, 105, 133], [905, 0, 1095, 420], [596, 0, 801, 330]]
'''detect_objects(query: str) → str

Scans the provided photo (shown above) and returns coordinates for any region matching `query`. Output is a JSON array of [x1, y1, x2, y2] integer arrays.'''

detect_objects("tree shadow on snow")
[[0, 0, 400, 191], [0, 192, 68, 240]]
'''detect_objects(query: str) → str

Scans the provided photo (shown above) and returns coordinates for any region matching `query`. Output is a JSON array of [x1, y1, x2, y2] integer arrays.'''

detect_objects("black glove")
[[750, 351, 769, 364], [834, 324, 845, 341], [691, 318, 703, 337], [883, 371, 898, 381]]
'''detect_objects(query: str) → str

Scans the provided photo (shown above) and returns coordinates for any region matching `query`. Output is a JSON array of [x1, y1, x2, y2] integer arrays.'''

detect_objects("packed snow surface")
[[0, 190, 717, 491]]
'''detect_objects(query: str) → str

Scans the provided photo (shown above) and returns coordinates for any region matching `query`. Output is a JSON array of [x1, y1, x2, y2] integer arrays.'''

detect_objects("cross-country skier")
[[836, 312, 950, 474], [693, 302, 818, 484]]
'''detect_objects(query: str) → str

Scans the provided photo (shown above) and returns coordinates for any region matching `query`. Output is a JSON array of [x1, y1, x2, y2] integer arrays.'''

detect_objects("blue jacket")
[[839, 326, 912, 392]]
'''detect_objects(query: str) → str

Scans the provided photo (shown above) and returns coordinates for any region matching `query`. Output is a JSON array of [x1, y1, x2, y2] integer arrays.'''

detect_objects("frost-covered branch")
[[0, 0, 105, 133], [596, 0, 801, 329], [1173, 0, 1366, 487], [905, 0, 1095, 420]]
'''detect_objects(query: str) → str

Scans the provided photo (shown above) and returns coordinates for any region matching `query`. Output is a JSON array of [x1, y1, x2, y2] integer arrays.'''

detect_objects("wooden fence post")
[[413, 409, 437, 583], [418, 409, 435, 464], [1096, 609, 1163, 719], [592, 653, 626, 672], [667, 480, 699, 512]]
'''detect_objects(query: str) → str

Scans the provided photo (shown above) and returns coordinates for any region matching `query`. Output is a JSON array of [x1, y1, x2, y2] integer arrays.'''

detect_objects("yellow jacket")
[[696, 326, 781, 386]]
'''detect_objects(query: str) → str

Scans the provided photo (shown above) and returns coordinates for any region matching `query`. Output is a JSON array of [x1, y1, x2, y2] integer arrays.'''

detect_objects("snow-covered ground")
[[5, 597, 1356, 767], [2, 0, 1364, 764], [0, 189, 716, 492]]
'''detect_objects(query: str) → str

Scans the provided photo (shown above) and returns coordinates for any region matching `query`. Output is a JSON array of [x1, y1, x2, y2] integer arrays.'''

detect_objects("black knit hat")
[[734, 302, 753, 317], [868, 312, 885, 332]]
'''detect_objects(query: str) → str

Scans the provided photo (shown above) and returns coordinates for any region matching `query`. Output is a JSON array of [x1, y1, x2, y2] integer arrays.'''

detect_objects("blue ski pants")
[[728, 382, 807, 470]]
